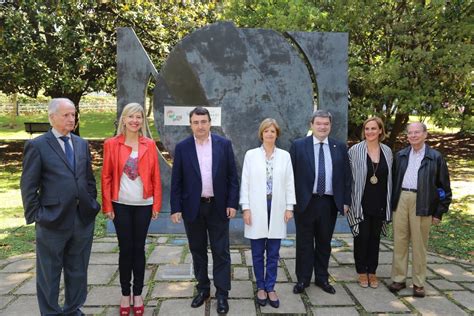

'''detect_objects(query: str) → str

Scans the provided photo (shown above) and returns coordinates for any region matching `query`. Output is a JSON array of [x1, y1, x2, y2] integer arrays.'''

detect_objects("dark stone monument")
[[112, 22, 350, 240]]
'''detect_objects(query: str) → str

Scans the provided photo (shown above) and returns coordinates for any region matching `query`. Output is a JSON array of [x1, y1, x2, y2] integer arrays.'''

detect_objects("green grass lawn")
[[0, 109, 157, 140]]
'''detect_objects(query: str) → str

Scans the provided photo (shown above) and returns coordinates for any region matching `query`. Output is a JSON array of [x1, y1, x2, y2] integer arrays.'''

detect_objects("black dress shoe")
[[191, 291, 210, 308], [216, 297, 229, 314], [293, 282, 308, 294], [315, 280, 336, 294]]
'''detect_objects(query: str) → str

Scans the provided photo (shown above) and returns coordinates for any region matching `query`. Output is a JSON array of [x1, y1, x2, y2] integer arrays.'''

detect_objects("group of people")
[[20, 98, 452, 316]]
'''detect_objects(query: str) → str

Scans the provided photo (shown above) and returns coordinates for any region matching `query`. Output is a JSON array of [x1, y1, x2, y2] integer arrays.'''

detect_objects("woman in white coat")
[[240, 118, 296, 308]]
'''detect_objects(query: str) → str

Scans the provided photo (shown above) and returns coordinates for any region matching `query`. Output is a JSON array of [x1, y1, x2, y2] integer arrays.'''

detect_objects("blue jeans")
[[250, 198, 281, 292]]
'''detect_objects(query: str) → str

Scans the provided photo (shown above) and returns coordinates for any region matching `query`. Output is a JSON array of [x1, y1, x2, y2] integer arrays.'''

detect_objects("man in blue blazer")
[[20, 98, 100, 315], [170, 107, 239, 314], [290, 110, 351, 295]]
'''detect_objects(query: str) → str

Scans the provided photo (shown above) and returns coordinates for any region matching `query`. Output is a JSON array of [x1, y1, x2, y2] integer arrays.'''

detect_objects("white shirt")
[[51, 128, 74, 153], [116, 151, 153, 206], [402, 144, 426, 190], [312, 136, 333, 195]]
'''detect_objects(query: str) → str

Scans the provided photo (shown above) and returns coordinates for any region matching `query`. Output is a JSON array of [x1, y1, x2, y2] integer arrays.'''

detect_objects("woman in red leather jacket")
[[102, 102, 162, 315]]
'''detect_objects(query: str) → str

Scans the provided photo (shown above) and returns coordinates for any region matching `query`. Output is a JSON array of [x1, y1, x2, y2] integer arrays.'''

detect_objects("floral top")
[[261, 145, 275, 195], [123, 155, 139, 180]]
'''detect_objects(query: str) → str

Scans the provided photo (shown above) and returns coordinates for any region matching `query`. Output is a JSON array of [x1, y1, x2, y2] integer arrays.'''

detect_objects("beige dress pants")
[[391, 191, 432, 287]]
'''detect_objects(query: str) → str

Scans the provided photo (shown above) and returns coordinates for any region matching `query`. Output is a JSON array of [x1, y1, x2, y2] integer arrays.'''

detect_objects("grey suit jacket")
[[20, 130, 100, 229]]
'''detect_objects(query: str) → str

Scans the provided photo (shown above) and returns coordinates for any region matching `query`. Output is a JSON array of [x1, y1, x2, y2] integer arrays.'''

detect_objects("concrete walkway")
[[0, 234, 472, 315]]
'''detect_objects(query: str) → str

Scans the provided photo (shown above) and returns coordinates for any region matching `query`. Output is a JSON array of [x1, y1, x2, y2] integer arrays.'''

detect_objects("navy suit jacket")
[[290, 136, 351, 215], [20, 130, 100, 229], [170, 134, 239, 223]]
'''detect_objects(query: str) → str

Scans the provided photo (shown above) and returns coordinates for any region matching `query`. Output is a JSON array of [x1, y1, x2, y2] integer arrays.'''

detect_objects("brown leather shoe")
[[413, 285, 425, 297], [358, 273, 369, 288], [368, 274, 379, 288], [388, 282, 406, 292]]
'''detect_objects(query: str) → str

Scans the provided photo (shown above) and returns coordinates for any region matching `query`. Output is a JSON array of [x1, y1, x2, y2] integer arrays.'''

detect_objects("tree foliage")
[[222, 0, 473, 140], [0, 1, 217, 134]]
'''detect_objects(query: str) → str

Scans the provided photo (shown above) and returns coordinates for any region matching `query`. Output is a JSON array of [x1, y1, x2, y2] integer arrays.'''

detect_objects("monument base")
[[106, 214, 351, 244]]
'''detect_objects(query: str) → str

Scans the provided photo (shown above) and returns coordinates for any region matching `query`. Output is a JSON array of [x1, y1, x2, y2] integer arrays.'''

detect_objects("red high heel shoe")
[[119, 306, 130, 315], [133, 304, 144, 315]]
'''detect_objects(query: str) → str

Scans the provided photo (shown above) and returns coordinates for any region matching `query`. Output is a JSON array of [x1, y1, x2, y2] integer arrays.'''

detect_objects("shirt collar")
[[313, 136, 329, 145], [194, 133, 211, 145], [51, 128, 71, 139], [411, 143, 426, 155]]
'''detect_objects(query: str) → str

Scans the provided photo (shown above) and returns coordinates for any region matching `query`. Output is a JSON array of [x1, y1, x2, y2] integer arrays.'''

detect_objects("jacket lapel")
[[138, 136, 149, 162], [71, 134, 80, 173], [211, 134, 219, 180], [328, 138, 338, 173], [188, 137, 201, 178], [304, 136, 315, 176], [46, 131, 75, 173]]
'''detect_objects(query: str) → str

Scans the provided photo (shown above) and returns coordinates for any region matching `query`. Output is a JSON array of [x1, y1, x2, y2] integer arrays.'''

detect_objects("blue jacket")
[[170, 134, 239, 222], [290, 136, 351, 214]]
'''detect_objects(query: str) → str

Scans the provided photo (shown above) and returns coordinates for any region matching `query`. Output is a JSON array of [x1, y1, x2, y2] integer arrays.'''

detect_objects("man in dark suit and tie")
[[290, 110, 351, 295], [20, 98, 100, 315], [170, 106, 239, 314]]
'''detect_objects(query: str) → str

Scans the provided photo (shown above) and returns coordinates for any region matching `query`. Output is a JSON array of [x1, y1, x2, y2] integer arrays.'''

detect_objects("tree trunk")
[[8, 93, 18, 129], [387, 113, 409, 147]]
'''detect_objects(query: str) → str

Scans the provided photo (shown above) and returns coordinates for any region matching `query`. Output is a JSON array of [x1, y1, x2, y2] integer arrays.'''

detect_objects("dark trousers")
[[183, 200, 231, 298], [294, 194, 337, 284], [353, 213, 383, 274], [251, 238, 281, 292], [35, 212, 94, 316], [112, 202, 152, 296]]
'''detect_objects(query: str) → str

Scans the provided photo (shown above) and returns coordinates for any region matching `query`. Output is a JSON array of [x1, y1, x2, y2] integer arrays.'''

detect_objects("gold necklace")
[[369, 149, 380, 185]]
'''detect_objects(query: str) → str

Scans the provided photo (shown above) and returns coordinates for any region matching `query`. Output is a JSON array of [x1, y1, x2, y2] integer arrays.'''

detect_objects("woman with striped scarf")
[[347, 117, 392, 288]]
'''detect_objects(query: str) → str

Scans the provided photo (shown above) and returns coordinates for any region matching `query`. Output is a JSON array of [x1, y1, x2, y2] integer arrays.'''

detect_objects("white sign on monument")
[[164, 106, 221, 126]]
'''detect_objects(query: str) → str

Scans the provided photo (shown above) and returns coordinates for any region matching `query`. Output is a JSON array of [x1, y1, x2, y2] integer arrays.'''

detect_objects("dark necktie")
[[59, 136, 75, 169], [317, 142, 326, 195]]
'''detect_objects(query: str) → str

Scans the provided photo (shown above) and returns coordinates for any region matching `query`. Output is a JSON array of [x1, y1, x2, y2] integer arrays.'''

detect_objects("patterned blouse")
[[261, 145, 275, 195]]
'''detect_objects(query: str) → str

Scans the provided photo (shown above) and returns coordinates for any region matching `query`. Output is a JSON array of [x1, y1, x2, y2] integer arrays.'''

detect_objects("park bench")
[[24, 122, 51, 137]]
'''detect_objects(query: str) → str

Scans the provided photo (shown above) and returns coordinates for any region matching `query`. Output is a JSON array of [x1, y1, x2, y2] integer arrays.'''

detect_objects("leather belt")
[[402, 188, 417, 193], [200, 196, 214, 203], [266, 194, 272, 200]]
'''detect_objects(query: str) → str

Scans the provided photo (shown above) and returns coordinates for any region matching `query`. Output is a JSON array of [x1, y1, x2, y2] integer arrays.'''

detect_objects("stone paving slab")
[[375, 263, 436, 279], [13, 275, 35, 294], [283, 258, 297, 282], [155, 264, 194, 281], [0, 295, 14, 309], [279, 247, 296, 258], [346, 283, 409, 313], [91, 242, 117, 253], [1, 295, 39, 315], [89, 253, 119, 265], [210, 298, 256, 316], [405, 295, 468, 315], [311, 306, 359, 316], [84, 285, 149, 306], [158, 298, 205, 315], [82, 307, 105, 315], [233, 267, 250, 280], [94, 237, 119, 243], [430, 264, 474, 282], [428, 279, 464, 290], [448, 290, 474, 310], [1, 259, 35, 273], [229, 280, 253, 298], [332, 252, 354, 264], [151, 281, 194, 298], [306, 283, 354, 306], [148, 246, 183, 264], [157, 236, 168, 243], [461, 282, 474, 291], [260, 283, 306, 314], [426, 253, 449, 263], [88, 264, 117, 285], [329, 266, 355, 282], [0, 272, 31, 295]]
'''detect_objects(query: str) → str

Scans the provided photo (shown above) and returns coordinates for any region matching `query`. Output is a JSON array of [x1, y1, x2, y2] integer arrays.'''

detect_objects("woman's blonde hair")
[[258, 118, 281, 141], [117, 103, 152, 136], [362, 116, 386, 141]]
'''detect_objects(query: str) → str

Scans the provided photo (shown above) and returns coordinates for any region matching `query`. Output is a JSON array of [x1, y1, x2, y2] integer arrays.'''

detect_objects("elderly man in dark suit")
[[290, 109, 351, 295], [20, 98, 100, 315], [170, 106, 239, 314]]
